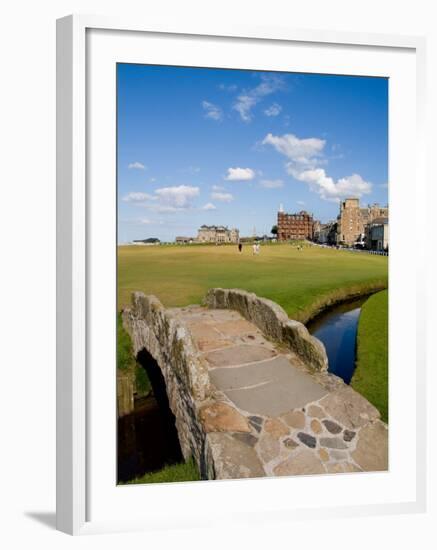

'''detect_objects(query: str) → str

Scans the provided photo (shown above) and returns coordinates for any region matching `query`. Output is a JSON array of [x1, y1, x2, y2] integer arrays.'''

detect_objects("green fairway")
[[352, 290, 389, 423], [118, 243, 388, 322]]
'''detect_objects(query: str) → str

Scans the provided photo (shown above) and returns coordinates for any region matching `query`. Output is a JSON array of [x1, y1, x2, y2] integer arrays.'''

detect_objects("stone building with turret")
[[337, 198, 389, 246]]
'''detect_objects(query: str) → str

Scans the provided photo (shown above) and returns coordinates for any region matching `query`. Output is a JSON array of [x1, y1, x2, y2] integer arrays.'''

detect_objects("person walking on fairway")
[[252, 242, 257, 255], [238, 242, 242, 253]]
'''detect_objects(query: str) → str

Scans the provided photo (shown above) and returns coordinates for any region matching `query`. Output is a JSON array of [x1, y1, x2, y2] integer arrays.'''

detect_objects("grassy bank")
[[352, 290, 388, 423], [118, 244, 388, 323], [122, 460, 200, 485], [117, 313, 151, 396]]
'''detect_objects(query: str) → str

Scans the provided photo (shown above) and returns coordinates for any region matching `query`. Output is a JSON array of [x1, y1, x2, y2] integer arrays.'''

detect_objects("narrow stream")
[[117, 394, 183, 483], [306, 296, 368, 384]]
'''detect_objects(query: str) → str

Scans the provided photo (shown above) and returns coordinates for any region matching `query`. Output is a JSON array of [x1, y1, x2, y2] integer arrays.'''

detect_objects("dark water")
[[117, 348, 183, 483], [117, 394, 183, 483], [306, 297, 367, 384]]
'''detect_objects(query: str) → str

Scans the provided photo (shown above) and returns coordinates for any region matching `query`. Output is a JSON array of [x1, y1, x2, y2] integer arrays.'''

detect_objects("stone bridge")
[[122, 288, 388, 479]]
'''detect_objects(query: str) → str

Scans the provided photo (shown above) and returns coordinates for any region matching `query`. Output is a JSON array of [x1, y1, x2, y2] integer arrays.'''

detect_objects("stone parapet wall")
[[122, 292, 213, 476], [203, 288, 328, 372]]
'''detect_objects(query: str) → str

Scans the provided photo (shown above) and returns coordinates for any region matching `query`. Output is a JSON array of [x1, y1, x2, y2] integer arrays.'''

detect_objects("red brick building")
[[277, 208, 314, 241]]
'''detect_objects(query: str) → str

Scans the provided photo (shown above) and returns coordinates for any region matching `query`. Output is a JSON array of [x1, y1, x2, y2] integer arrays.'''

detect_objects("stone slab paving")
[[205, 344, 277, 368], [171, 305, 388, 478], [210, 356, 328, 416]]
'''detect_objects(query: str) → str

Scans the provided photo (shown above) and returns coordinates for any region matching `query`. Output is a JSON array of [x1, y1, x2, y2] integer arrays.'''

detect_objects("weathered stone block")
[[351, 420, 388, 471], [264, 418, 289, 438], [273, 448, 325, 476], [307, 404, 325, 418], [257, 433, 281, 463], [322, 419, 342, 434], [283, 437, 299, 450], [206, 432, 266, 479], [319, 386, 380, 429], [282, 320, 328, 372], [319, 437, 348, 449], [282, 410, 306, 429], [199, 402, 251, 433], [297, 432, 317, 448], [310, 419, 323, 434]]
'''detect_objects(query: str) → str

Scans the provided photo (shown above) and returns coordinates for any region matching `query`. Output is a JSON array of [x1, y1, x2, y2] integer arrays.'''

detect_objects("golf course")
[[118, 242, 389, 412], [118, 242, 388, 323], [118, 242, 389, 482]]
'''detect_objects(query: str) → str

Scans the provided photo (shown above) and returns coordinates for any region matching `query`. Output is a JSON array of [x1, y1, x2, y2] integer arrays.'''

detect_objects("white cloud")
[[263, 133, 326, 167], [233, 95, 257, 123], [224, 167, 255, 181], [212, 184, 225, 191], [259, 179, 284, 189], [124, 185, 200, 214], [202, 100, 223, 121], [297, 200, 305, 206], [150, 205, 185, 213], [219, 83, 238, 92], [155, 185, 200, 208], [120, 217, 163, 226], [211, 192, 234, 202], [233, 75, 284, 122], [202, 202, 217, 210], [263, 131, 372, 202], [264, 103, 282, 117], [128, 161, 146, 170], [291, 168, 372, 202], [122, 192, 156, 202]]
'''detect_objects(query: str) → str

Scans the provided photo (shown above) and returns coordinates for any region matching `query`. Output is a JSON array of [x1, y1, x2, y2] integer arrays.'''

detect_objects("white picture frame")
[[56, 14, 427, 535]]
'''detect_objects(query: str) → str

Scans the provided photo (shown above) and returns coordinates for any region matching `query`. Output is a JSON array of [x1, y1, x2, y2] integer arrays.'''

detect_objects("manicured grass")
[[122, 460, 200, 484], [118, 243, 388, 322], [352, 290, 388, 423]]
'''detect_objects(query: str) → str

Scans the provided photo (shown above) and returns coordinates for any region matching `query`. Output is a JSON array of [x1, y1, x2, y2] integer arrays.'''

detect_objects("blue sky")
[[117, 64, 388, 243]]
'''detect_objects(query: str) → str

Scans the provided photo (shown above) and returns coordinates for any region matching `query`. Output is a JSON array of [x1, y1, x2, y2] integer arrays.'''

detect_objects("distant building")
[[277, 209, 314, 241], [337, 198, 388, 246], [197, 225, 239, 244], [367, 217, 389, 251], [132, 238, 160, 245], [317, 221, 337, 245], [312, 220, 321, 240], [175, 236, 194, 244]]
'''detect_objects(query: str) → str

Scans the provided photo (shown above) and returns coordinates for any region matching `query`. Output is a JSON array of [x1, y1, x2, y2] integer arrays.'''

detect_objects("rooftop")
[[370, 217, 389, 225], [199, 225, 238, 231]]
